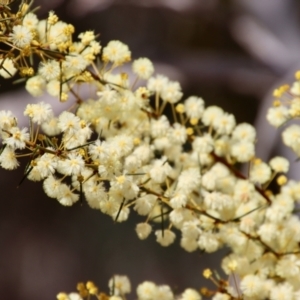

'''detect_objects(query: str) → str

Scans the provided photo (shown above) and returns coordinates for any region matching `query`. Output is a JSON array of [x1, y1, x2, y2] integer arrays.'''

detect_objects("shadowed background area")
[[1, 0, 300, 299]]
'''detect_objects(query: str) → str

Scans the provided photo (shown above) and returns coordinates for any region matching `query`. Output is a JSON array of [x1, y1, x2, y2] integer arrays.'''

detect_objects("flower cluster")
[[267, 72, 300, 158], [57, 277, 201, 300], [2, 1, 300, 299]]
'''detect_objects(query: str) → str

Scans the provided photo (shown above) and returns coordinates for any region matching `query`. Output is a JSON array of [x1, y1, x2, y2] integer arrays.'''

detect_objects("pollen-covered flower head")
[[155, 229, 176, 246], [102, 40, 131, 65], [24, 102, 53, 124], [78, 30, 95, 45], [231, 141, 255, 163], [9, 25, 33, 48], [64, 54, 89, 74], [132, 57, 154, 79], [38, 60, 60, 81], [46, 79, 70, 99], [58, 152, 85, 176], [192, 133, 214, 154], [168, 122, 187, 144], [250, 160, 271, 185], [232, 123, 256, 142], [0, 146, 19, 170], [149, 158, 172, 184], [25, 75, 46, 97], [180, 288, 202, 300], [22, 12, 39, 29], [202, 106, 223, 126], [213, 112, 236, 135], [135, 223, 152, 240], [282, 124, 300, 148], [0, 110, 16, 130], [269, 156, 289, 173], [184, 96, 205, 119], [239, 275, 264, 298], [136, 281, 157, 300], [161, 80, 183, 103], [147, 74, 169, 93], [37, 20, 70, 50], [266, 106, 289, 128], [57, 183, 79, 206], [155, 285, 174, 300], [108, 275, 131, 296], [134, 194, 156, 216], [3, 126, 29, 150], [58, 111, 81, 134]]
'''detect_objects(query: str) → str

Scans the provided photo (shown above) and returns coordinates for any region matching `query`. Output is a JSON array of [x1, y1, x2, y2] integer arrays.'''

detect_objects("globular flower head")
[[102, 40, 131, 65], [79, 30, 95, 45], [184, 96, 205, 120], [269, 156, 289, 173], [266, 106, 289, 128], [135, 223, 152, 240], [108, 275, 131, 296], [38, 60, 60, 81], [250, 160, 271, 185], [10, 25, 33, 48], [132, 57, 154, 79], [231, 123, 256, 143], [25, 76, 46, 97], [0, 146, 19, 170], [58, 111, 81, 134], [3, 126, 29, 150], [155, 229, 176, 246], [160, 80, 183, 104], [0, 110, 16, 131], [22, 12, 39, 29], [180, 288, 202, 300], [24, 102, 53, 124], [147, 74, 169, 93], [239, 275, 264, 299], [136, 281, 157, 300]]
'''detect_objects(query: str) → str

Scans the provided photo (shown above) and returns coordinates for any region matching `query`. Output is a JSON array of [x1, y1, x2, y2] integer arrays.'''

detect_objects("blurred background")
[[1, 0, 300, 299]]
